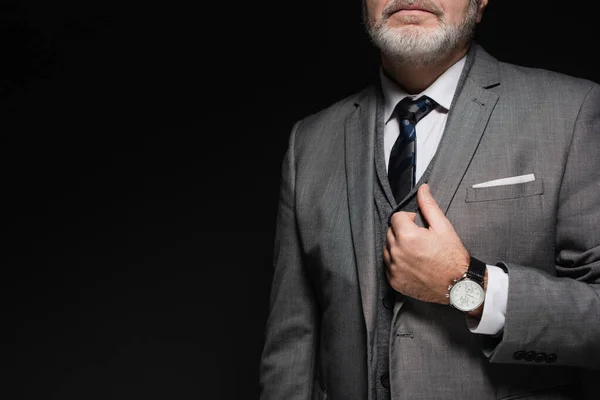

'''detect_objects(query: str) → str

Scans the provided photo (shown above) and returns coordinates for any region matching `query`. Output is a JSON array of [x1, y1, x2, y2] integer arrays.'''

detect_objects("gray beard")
[[366, 1, 478, 68]]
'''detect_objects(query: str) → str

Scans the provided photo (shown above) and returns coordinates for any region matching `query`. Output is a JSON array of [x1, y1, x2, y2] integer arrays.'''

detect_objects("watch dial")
[[450, 279, 485, 312]]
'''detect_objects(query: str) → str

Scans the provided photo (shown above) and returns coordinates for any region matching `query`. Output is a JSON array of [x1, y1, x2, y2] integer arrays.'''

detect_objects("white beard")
[[366, 1, 479, 67]]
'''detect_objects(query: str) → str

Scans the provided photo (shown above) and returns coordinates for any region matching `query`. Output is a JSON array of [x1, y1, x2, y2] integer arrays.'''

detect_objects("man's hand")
[[383, 184, 470, 305]]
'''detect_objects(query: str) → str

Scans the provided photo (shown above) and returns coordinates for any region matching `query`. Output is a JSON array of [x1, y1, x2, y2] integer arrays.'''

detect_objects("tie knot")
[[395, 95, 437, 124]]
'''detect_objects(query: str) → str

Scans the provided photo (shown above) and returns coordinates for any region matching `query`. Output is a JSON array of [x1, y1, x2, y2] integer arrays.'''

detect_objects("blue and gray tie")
[[388, 95, 437, 203]]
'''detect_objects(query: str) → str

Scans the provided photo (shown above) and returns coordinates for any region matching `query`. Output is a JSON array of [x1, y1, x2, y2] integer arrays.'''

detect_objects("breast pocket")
[[465, 179, 544, 203]]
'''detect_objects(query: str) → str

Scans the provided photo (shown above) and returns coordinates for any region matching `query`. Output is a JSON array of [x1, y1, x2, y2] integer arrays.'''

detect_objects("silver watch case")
[[447, 274, 485, 312]]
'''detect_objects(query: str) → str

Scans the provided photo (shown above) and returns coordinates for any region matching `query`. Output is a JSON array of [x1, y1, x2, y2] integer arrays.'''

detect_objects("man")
[[260, 0, 600, 398]]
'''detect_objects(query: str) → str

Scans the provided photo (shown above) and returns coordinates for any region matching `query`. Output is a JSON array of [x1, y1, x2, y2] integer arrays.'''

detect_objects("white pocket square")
[[472, 173, 535, 188]]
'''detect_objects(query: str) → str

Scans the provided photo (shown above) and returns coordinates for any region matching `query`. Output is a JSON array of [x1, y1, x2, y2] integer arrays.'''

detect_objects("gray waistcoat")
[[372, 88, 434, 400]]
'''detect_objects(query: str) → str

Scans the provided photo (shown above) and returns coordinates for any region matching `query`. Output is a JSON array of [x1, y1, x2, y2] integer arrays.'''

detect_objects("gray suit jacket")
[[260, 44, 600, 400]]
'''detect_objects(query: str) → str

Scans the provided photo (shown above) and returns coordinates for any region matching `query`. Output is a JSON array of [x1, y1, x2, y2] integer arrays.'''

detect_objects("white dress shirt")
[[380, 57, 508, 335]]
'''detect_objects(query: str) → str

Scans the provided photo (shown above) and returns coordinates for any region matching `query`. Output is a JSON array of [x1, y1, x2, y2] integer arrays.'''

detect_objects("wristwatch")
[[446, 256, 486, 312]]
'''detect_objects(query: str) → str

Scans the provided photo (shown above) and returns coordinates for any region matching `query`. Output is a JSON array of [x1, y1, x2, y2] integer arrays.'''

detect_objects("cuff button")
[[524, 351, 537, 362]]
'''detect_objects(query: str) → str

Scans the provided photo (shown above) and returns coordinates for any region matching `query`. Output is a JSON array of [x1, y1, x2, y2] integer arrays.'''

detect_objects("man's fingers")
[[417, 184, 454, 232], [389, 211, 417, 235]]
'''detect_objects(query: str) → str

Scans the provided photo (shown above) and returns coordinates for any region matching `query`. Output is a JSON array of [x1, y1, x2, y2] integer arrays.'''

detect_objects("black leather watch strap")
[[466, 256, 486, 286]]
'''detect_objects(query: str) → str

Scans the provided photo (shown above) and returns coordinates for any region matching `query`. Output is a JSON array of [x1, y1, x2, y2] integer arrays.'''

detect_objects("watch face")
[[449, 279, 485, 312]]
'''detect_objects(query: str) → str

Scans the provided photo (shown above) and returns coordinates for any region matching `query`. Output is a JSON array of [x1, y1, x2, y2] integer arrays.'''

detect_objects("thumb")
[[417, 184, 453, 232]]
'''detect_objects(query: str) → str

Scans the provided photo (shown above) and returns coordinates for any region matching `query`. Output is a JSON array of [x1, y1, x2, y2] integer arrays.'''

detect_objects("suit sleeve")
[[486, 84, 600, 370], [259, 121, 320, 399]]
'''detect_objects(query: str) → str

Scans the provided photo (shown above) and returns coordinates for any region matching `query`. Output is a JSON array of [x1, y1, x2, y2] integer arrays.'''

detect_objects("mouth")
[[392, 8, 432, 15], [384, 2, 442, 18], [390, 7, 434, 16]]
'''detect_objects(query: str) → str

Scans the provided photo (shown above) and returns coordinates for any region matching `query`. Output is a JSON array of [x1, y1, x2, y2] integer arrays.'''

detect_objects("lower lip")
[[393, 9, 432, 16]]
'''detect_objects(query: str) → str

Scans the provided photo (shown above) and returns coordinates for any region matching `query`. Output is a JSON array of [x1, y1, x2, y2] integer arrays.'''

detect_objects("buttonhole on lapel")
[[471, 98, 485, 107], [396, 332, 414, 338]]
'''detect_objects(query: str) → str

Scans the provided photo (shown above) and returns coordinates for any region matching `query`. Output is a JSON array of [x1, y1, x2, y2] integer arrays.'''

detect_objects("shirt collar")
[[380, 56, 466, 123]]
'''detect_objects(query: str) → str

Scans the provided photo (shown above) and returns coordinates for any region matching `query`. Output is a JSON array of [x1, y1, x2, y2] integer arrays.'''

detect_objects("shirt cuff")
[[467, 265, 508, 335]]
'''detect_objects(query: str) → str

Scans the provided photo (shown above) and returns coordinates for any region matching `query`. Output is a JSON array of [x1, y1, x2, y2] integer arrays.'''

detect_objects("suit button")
[[547, 353, 558, 363], [513, 351, 525, 360], [383, 297, 394, 309], [535, 352, 547, 363], [524, 351, 537, 362], [380, 373, 390, 388]]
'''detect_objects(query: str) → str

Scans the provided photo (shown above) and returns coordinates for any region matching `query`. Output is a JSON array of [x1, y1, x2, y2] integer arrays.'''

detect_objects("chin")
[[371, 27, 453, 67], [367, 3, 478, 68]]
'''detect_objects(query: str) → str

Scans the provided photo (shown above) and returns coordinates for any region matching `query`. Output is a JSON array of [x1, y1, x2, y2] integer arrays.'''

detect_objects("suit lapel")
[[424, 83, 498, 217], [416, 44, 501, 225], [344, 86, 378, 353]]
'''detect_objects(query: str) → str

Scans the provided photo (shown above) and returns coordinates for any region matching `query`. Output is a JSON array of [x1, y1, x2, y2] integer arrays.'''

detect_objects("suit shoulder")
[[284, 85, 375, 165], [497, 61, 599, 98], [292, 85, 375, 141]]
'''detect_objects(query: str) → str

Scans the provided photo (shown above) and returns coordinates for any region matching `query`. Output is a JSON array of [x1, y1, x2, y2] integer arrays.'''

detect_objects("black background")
[[4, 1, 598, 399]]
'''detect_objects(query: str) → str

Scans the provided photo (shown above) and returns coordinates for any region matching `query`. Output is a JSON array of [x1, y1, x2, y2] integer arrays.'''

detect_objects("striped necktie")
[[388, 95, 437, 203]]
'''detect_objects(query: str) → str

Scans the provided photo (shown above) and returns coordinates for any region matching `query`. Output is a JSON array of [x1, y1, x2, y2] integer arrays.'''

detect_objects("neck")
[[381, 45, 469, 94]]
